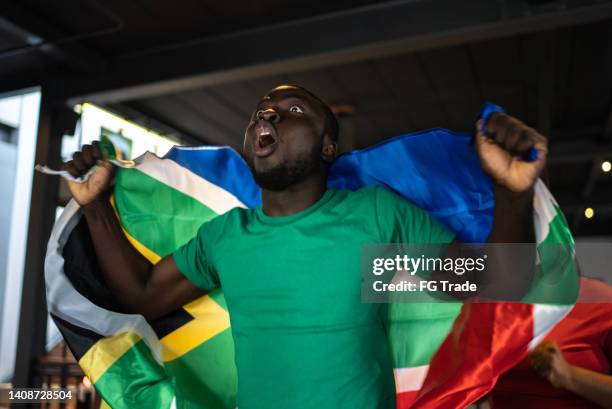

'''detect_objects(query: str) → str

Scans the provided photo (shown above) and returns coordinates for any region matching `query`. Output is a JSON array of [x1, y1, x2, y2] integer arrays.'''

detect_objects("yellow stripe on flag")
[[79, 331, 141, 383], [108, 196, 230, 362], [161, 295, 230, 362], [109, 195, 161, 264]]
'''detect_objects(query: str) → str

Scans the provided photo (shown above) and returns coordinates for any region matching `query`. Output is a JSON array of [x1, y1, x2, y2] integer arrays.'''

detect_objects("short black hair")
[[279, 84, 339, 141]]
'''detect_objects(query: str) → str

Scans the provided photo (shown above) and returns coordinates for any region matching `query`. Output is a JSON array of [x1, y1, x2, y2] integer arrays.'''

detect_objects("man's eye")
[[289, 105, 304, 114]]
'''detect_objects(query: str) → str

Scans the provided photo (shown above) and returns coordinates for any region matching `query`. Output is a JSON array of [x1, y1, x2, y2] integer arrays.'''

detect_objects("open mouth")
[[257, 132, 276, 149], [253, 125, 278, 157]]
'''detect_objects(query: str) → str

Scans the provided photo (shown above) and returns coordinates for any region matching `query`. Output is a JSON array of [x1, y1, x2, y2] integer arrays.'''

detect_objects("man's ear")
[[321, 137, 337, 163]]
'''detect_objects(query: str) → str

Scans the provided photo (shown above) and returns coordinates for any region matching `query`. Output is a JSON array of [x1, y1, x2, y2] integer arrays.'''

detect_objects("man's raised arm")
[[439, 112, 547, 300], [476, 112, 546, 245], [63, 142, 204, 320]]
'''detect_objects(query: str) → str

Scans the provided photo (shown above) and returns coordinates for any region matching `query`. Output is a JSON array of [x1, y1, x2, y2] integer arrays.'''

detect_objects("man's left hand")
[[475, 113, 548, 192], [531, 341, 575, 390]]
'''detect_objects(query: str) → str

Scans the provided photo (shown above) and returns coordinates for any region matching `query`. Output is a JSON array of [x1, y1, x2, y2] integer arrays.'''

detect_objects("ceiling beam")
[[0, 1, 107, 73], [64, 0, 612, 104]]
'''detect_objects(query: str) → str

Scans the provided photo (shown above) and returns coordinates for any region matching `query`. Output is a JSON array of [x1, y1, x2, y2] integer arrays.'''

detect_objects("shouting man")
[[64, 84, 547, 409]]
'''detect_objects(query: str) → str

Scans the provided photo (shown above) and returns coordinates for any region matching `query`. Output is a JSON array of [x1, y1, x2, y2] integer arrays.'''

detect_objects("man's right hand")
[[63, 141, 115, 206]]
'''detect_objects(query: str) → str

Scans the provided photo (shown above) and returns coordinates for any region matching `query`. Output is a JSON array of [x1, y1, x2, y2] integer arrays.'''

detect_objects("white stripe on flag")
[[394, 365, 430, 393], [529, 304, 573, 350], [533, 179, 558, 244], [529, 180, 575, 350], [46, 201, 164, 362], [136, 152, 246, 214]]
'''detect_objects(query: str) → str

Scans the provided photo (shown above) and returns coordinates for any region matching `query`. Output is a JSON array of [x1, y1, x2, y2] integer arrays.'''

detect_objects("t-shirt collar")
[[255, 188, 337, 225]]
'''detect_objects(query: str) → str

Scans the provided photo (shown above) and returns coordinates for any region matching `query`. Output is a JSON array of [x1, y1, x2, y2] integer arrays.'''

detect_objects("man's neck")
[[261, 174, 327, 217]]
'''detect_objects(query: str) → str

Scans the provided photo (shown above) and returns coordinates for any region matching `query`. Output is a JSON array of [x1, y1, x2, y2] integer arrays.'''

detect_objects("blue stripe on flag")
[[329, 129, 493, 242], [164, 146, 262, 208]]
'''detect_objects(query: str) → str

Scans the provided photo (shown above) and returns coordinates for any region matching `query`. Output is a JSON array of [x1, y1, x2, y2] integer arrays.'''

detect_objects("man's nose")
[[257, 108, 280, 123]]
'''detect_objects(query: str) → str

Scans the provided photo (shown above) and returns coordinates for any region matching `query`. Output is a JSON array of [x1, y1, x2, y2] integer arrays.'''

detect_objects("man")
[[64, 84, 547, 409]]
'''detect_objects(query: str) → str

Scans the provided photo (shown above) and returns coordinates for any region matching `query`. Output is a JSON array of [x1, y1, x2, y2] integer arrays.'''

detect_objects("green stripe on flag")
[[166, 329, 237, 409], [114, 166, 237, 409], [542, 206, 573, 244], [387, 188, 578, 380], [387, 303, 461, 368], [94, 339, 174, 409], [524, 210, 579, 305], [114, 168, 218, 257]]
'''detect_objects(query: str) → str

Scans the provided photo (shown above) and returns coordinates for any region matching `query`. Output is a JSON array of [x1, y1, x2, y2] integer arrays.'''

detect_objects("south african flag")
[[44, 103, 578, 408]]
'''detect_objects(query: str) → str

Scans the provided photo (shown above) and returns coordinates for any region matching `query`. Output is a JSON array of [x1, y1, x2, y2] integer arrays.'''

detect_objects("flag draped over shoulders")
[[45, 103, 577, 408]]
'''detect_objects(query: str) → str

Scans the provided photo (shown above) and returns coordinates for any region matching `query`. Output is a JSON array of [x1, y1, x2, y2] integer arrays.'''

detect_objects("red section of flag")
[[491, 278, 612, 409], [396, 391, 418, 408], [407, 303, 534, 409]]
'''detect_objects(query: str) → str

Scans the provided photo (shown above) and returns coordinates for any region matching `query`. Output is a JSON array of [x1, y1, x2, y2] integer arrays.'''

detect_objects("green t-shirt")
[[173, 186, 454, 409]]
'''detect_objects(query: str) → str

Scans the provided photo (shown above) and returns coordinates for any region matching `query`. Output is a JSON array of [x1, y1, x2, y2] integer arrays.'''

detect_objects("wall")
[[0, 91, 40, 383]]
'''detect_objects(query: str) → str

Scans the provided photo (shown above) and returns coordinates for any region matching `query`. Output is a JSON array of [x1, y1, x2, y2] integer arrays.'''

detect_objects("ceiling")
[[1, 0, 612, 235]]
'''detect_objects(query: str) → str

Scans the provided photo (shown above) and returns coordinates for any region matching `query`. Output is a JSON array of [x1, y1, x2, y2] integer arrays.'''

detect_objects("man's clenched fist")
[[531, 341, 575, 390], [475, 113, 548, 193], [63, 141, 115, 206]]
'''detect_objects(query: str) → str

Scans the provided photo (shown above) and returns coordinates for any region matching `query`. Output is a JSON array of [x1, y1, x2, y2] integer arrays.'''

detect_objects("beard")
[[248, 151, 322, 191]]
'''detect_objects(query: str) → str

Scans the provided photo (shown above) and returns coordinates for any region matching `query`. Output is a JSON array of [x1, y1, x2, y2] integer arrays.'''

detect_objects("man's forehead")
[[260, 85, 315, 104]]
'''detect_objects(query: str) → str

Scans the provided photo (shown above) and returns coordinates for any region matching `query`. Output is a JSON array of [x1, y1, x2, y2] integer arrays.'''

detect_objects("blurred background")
[[0, 0, 611, 407]]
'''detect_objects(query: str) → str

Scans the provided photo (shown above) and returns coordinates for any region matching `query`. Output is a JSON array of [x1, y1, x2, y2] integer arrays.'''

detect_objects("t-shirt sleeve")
[[172, 222, 220, 290], [374, 186, 455, 244]]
